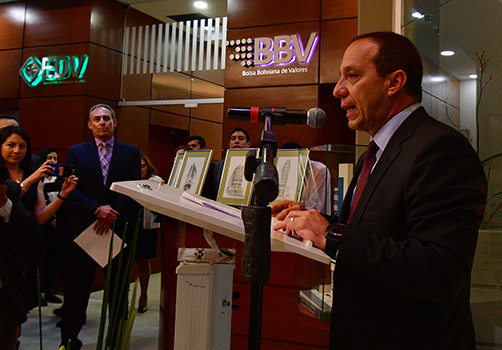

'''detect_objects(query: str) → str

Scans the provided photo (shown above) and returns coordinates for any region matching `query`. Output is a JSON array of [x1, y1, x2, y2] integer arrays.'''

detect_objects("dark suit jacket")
[[329, 107, 487, 349], [66, 140, 141, 239], [0, 183, 40, 325]]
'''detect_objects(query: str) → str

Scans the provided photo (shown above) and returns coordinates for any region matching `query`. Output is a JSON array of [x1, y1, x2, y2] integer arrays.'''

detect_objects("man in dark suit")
[[60, 104, 140, 349], [273, 32, 486, 349]]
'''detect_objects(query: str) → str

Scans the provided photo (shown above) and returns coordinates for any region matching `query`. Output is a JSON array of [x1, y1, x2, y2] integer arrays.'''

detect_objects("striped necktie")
[[348, 141, 379, 223], [99, 143, 111, 186]]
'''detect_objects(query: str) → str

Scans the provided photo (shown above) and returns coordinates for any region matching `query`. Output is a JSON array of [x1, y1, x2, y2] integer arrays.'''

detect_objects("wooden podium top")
[[111, 179, 331, 265]]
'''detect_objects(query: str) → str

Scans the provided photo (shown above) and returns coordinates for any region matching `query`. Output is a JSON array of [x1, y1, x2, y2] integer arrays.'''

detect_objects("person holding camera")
[[1, 126, 78, 317]]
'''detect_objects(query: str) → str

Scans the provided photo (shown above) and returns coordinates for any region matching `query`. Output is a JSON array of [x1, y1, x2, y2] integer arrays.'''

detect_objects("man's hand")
[[272, 209, 330, 250], [271, 200, 306, 220], [93, 205, 119, 235]]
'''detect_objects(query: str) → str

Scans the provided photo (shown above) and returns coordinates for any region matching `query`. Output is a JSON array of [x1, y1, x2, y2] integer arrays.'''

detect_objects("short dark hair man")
[[273, 32, 486, 349], [60, 104, 141, 349], [187, 135, 206, 150], [229, 127, 250, 149]]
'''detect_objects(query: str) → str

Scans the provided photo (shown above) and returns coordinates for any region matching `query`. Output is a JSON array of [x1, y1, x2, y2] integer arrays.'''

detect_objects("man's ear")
[[387, 69, 407, 97], [87, 120, 92, 130]]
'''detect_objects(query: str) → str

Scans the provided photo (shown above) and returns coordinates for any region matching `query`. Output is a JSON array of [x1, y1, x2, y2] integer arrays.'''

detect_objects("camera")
[[49, 164, 73, 177]]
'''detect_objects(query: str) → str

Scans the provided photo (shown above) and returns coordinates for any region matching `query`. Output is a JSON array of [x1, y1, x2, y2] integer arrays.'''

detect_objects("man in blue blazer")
[[273, 32, 486, 349], [60, 104, 140, 349]]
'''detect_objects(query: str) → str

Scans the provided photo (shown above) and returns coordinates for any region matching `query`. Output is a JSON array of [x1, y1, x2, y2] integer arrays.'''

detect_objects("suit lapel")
[[348, 108, 428, 225], [87, 141, 105, 188]]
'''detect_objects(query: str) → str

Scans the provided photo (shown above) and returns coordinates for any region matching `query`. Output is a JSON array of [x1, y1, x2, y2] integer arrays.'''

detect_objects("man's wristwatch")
[[324, 223, 345, 256]]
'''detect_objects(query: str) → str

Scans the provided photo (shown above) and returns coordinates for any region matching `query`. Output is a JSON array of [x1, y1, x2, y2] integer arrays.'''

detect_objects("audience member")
[[280, 141, 331, 215], [0, 114, 42, 171], [187, 135, 206, 150], [1, 126, 78, 311], [209, 127, 252, 199], [38, 148, 65, 304], [61, 104, 140, 349], [136, 153, 163, 313], [0, 165, 40, 350]]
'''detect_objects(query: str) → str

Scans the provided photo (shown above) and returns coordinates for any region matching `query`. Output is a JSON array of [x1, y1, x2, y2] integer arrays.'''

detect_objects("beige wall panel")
[[151, 109, 189, 130], [116, 106, 150, 151], [189, 119, 223, 160], [190, 104, 224, 123], [122, 74, 152, 101]]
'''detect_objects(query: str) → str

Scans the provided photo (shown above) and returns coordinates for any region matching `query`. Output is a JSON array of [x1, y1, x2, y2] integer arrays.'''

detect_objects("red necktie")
[[348, 141, 379, 223]]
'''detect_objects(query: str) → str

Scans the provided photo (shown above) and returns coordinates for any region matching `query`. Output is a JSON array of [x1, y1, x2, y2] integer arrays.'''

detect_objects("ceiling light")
[[440, 50, 455, 56], [412, 11, 424, 19], [194, 1, 208, 9], [431, 76, 446, 82], [469, 74, 478, 79]]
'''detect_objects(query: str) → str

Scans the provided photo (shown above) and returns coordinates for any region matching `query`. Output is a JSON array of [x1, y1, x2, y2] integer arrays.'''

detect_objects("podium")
[[111, 179, 331, 348], [111, 179, 330, 264]]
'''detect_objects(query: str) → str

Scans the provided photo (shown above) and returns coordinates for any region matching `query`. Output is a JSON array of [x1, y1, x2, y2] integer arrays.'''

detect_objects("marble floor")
[[18, 273, 161, 350]]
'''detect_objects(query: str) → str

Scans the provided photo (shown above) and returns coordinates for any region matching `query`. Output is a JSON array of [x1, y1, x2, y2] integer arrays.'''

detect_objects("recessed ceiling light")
[[194, 1, 208, 9], [469, 74, 478, 79], [440, 50, 455, 56], [431, 76, 446, 82], [412, 11, 424, 19]]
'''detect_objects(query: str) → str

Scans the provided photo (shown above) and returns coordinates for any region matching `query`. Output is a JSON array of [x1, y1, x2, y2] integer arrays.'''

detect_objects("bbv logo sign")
[[19, 55, 89, 87], [255, 32, 318, 67]]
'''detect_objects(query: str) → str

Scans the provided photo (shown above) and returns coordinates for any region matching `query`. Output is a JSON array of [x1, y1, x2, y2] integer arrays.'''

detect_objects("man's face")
[[188, 139, 202, 150], [333, 39, 392, 136], [88, 107, 117, 141], [0, 118, 18, 129], [229, 131, 250, 149]]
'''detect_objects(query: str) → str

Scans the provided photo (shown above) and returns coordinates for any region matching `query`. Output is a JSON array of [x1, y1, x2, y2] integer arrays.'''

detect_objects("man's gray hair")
[[89, 104, 116, 121]]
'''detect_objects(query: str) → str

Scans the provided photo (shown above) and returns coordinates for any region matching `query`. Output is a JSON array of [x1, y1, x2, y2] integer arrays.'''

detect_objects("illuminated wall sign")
[[227, 32, 318, 70], [19, 55, 89, 87]]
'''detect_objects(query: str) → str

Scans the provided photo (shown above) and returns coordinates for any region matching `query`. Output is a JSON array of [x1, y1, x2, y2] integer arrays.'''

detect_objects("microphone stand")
[[241, 112, 279, 350]]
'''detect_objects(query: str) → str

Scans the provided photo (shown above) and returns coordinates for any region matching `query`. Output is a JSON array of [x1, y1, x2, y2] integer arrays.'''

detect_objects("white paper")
[[74, 221, 126, 268]]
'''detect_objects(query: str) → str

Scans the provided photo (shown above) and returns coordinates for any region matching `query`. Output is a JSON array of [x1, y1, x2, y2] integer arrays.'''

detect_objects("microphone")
[[227, 107, 326, 128]]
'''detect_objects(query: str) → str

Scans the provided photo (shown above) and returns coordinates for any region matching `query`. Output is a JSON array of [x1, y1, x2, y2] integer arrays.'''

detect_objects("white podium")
[[111, 179, 331, 264], [111, 179, 331, 349]]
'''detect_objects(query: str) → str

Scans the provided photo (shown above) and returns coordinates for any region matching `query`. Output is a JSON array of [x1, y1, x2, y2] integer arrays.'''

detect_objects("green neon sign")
[[19, 55, 89, 87]]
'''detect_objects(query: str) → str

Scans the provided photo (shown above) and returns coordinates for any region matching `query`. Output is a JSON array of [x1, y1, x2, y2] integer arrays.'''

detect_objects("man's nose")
[[333, 79, 346, 98]]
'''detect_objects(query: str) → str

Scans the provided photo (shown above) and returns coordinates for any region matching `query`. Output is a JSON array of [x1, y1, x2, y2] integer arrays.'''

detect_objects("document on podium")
[[110, 179, 331, 265], [74, 221, 126, 268]]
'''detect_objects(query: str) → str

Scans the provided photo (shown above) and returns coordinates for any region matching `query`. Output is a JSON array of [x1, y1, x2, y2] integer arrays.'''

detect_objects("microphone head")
[[306, 108, 326, 128]]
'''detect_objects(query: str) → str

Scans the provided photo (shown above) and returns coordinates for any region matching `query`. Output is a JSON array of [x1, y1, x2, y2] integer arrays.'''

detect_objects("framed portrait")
[[174, 149, 213, 195], [271, 148, 310, 205], [217, 148, 258, 206], [167, 152, 184, 187]]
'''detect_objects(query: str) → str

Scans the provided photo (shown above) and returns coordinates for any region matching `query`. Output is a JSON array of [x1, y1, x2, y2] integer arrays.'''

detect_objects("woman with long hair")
[[0, 126, 78, 321], [135, 153, 163, 313]]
